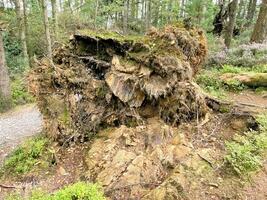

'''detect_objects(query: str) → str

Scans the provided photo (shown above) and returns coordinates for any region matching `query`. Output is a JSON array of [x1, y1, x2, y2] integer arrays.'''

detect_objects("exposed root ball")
[[29, 25, 208, 142]]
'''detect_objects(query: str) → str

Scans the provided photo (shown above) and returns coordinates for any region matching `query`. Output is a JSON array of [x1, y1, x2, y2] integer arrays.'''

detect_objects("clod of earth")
[[29, 25, 208, 143]]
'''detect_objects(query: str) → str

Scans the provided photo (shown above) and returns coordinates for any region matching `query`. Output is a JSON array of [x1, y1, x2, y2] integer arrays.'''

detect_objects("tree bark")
[[0, 31, 11, 99], [251, 0, 267, 43], [224, 0, 238, 48], [41, 0, 52, 59]]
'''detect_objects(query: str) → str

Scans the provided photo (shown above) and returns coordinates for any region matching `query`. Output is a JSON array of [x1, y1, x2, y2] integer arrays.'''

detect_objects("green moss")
[[79, 29, 142, 43]]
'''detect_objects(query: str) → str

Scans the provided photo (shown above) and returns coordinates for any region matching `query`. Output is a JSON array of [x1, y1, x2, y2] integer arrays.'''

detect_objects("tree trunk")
[[224, 0, 238, 48], [180, 0, 185, 18], [246, 0, 257, 27], [0, 31, 11, 99], [123, 0, 128, 34], [14, 0, 29, 62], [41, 0, 52, 59], [94, 0, 99, 28], [145, 0, 151, 30], [22, 0, 30, 61], [250, 0, 267, 43], [51, 0, 58, 39]]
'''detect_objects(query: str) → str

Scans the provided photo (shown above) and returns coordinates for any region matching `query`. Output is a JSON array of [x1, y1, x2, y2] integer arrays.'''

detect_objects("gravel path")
[[0, 104, 42, 165]]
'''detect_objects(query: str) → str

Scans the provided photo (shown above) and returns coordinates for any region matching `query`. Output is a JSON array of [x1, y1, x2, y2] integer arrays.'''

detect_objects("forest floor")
[[0, 89, 267, 199]]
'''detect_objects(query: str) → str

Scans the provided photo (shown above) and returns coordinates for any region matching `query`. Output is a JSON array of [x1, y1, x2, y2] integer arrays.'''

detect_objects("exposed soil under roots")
[[29, 25, 208, 143]]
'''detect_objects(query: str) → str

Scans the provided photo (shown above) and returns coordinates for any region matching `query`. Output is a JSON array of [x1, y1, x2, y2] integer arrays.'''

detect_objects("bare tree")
[[0, 31, 11, 100], [251, 0, 267, 43], [41, 0, 52, 59]]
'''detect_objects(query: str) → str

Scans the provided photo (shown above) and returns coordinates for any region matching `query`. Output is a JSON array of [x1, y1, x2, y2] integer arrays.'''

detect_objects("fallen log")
[[220, 73, 267, 88]]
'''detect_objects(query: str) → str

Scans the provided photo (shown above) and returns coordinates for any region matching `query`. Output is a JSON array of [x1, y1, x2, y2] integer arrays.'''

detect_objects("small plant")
[[5, 182, 106, 200], [225, 113, 267, 176], [1, 136, 49, 175]]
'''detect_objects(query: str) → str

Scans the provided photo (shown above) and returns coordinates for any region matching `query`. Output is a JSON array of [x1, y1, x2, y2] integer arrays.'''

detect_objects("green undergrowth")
[[0, 135, 51, 176], [196, 64, 267, 98], [225, 113, 267, 176], [0, 77, 34, 113], [11, 77, 34, 106], [6, 182, 106, 200]]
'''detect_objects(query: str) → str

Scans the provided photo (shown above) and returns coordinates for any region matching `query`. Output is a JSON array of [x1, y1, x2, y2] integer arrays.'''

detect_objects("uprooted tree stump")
[[29, 25, 266, 199], [30, 25, 208, 143]]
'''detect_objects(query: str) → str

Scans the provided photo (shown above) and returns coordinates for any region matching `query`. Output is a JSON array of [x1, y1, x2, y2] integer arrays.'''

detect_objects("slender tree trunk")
[[246, 0, 257, 27], [22, 0, 30, 61], [145, 0, 151, 30], [41, 0, 52, 59], [0, 31, 11, 100], [180, 0, 185, 17], [14, 0, 29, 62], [224, 0, 238, 48], [251, 0, 267, 43], [123, 0, 128, 34], [51, 0, 58, 39], [94, 0, 99, 28]]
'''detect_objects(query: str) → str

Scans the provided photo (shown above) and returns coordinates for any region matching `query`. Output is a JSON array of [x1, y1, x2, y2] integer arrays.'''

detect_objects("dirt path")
[[0, 104, 42, 165]]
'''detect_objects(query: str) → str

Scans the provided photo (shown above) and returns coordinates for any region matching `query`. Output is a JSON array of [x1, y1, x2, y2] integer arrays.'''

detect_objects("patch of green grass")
[[225, 113, 267, 176], [1, 136, 49, 175], [5, 182, 106, 200]]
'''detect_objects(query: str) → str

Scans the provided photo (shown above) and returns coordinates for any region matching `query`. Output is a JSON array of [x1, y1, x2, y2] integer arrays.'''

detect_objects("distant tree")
[[51, 0, 58, 39], [224, 0, 238, 48], [13, 0, 29, 62], [41, 0, 52, 59], [245, 0, 257, 27], [251, 0, 267, 43]]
